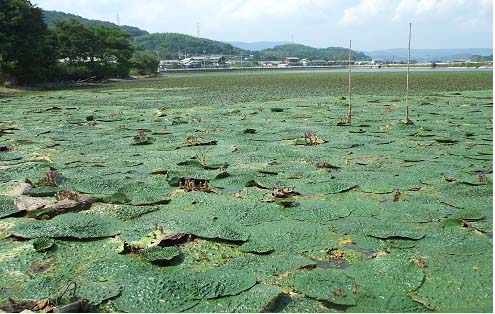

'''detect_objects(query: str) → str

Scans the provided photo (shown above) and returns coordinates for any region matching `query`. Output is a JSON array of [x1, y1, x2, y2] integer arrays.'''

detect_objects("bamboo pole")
[[404, 22, 412, 123], [348, 39, 352, 123]]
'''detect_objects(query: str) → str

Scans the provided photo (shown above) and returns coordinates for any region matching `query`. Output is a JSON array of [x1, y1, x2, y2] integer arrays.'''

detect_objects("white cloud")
[[393, 0, 465, 20], [339, 0, 391, 25]]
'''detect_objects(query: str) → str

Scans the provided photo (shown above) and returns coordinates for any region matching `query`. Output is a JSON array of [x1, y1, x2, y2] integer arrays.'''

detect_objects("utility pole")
[[196, 23, 200, 38], [347, 39, 352, 123], [116, 14, 120, 26], [203, 50, 206, 69], [156, 50, 160, 73], [403, 22, 413, 124]]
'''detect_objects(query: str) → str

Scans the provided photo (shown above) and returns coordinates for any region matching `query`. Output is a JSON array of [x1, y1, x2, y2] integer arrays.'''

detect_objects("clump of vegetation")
[[332, 288, 344, 297], [33, 237, 55, 252], [304, 131, 318, 145], [337, 116, 350, 126], [271, 182, 300, 198], [172, 116, 188, 125], [54, 191, 78, 201], [39, 170, 62, 187], [132, 129, 154, 145], [293, 131, 326, 146], [179, 177, 210, 192], [186, 135, 198, 144], [393, 190, 401, 202], [315, 162, 340, 170], [477, 173, 488, 183]]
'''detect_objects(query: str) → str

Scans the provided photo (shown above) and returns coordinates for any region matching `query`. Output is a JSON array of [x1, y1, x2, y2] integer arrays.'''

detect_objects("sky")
[[32, 0, 493, 50]]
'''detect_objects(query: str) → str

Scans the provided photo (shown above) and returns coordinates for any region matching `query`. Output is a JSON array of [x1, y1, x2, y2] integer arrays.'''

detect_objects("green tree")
[[53, 19, 134, 79], [0, 0, 57, 84], [130, 51, 159, 75], [53, 19, 96, 63]]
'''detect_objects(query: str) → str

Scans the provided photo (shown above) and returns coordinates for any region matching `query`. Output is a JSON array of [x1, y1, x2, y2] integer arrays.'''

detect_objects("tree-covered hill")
[[42, 11, 245, 59], [41, 10, 370, 61], [131, 33, 245, 59], [42, 10, 148, 37], [259, 44, 370, 61]]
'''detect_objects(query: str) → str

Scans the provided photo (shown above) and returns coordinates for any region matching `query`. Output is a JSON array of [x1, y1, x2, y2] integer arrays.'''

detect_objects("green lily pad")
[[284, 200, 351, 223], [245, 220, 340, 253], [344, 255, 424, 295], [412, 253, 492, 312], [24, 186, 61, 197], [223, 253, 315, 281], [239, 242, 274, 254], [10, 213, 123, 239], [0, 196, 20, 218], [281, 294, 331, 313], [32, 237, 55, 252], [77, 280, 122, 306], [141, 246, 181, 262], [364, 223, 426, 240], [190, 284, 282, 312], [416, 225, 492, 256], [344, 255, 425, 312], [105, 181, 171, 205], [291, 268, 357, 305]]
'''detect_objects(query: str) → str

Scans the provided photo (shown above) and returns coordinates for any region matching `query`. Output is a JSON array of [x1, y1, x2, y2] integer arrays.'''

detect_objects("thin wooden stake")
[[348, 39, 352, 123], [404, 22, 412, 124]]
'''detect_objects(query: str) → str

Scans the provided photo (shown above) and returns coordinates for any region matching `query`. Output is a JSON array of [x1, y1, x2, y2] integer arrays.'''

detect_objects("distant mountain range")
[[364, 48, 493, 62]]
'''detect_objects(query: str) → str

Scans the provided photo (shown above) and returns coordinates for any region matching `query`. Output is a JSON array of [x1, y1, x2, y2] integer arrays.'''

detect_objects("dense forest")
[[43, 10, 149, 38], [257, 44, 370, 61]]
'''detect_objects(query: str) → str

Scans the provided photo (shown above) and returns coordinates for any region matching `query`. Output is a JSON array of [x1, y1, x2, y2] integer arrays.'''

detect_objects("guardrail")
[[159, 66, 347, 73]]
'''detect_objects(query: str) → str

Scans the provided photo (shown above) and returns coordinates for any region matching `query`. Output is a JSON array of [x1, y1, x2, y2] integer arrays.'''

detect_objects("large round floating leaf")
[[239, 242, 274, 254], [9, 213, 123, 239], [364, 222, 426, 240], [281, 294, 333, 313], [141, 246, 180, 262], [210, 201, 284, 226], [330, 216, 425, 240], [0, 196, 20, 218], [121, 209, 249, 242], [284, 200, 351, 223], [345, 291, 429, 313], [104, 181, 171, 205], [100, 262, 256, 312], [415, 225, 492, 256], [222, 253, 315, 281], [376, 200, 448, 223], [344, 255, 424, 296], [245, 220, 340, 253], [76, 280, 122, 306], [180, 268, 257, 300], [412, 253, 492, 312], [190, 284, 282, 313], [291, 268, 357, 305], [343, 257, 428, 312], [24, 186, 61, 197], [60, 176, 128, 195]]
